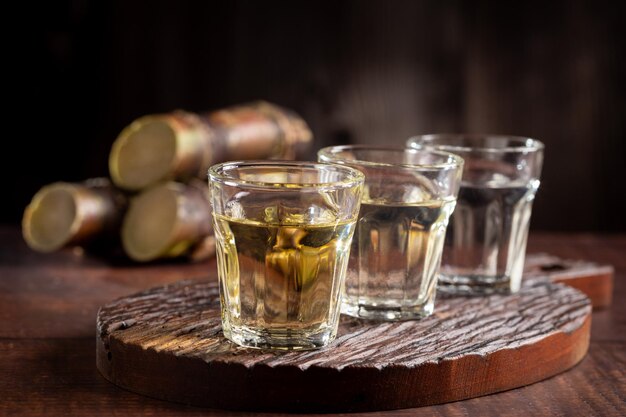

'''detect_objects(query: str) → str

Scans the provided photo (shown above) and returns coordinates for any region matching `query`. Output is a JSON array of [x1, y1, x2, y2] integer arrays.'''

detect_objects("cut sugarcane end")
[[22, 184, 79, 252], [122, 184, 180, 262], [109, 116, 177, 190]]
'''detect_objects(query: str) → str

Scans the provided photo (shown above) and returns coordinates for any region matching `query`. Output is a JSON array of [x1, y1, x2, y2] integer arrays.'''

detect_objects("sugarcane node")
[[121, 182, 213, 262], [22, 178, 126, 253], [108, 101, 313, 191]]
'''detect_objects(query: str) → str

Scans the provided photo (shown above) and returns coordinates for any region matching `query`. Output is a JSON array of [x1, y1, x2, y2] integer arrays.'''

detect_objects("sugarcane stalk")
[[22, 178, 126, 252], [109, 101, 313, 190], [121, 181, 214, 262]]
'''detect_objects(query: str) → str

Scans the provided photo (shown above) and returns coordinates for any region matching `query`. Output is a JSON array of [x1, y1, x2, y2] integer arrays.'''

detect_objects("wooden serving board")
[[523, 253, 613, 308], [96, 254, 611, 412]]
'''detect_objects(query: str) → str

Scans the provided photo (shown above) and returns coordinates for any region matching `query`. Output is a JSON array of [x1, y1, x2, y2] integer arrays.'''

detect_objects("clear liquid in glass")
[[438, 179, 539, 294], [343, 198, 455, 320]]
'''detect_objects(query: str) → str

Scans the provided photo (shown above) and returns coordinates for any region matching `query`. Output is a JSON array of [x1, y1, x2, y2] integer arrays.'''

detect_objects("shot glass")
[[208, 161, 364, 350], [407, 134, 544, 295], [318, 146, 463, 320]]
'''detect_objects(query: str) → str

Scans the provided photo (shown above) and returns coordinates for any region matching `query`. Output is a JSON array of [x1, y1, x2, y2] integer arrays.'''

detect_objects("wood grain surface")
[[1, 226, 625, 416], [96, 278, 591, 412]]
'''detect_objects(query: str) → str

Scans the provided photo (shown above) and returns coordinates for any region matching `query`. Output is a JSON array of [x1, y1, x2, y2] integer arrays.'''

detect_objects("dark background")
[[7, 0, 626, 231]]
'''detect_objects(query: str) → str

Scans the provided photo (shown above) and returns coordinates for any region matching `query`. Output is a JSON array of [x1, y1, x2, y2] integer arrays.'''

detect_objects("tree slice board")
[[97, 265, 594, 412]]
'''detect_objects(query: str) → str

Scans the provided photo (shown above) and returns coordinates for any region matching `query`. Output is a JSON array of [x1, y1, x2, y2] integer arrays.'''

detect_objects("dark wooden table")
[[1, 226, 624, 416]]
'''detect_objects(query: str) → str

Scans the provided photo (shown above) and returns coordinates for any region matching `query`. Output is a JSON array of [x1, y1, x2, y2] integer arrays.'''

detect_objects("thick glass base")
[[437, 274, 518, 295], [341, 299, 434, 321], [223, 324, 336, 351]]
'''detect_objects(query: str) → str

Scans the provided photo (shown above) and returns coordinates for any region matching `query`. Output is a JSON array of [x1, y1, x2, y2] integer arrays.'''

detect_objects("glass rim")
[[208, 160, 365, 191], [407, 134, 544, 153], [317, 145, 464, 170]]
